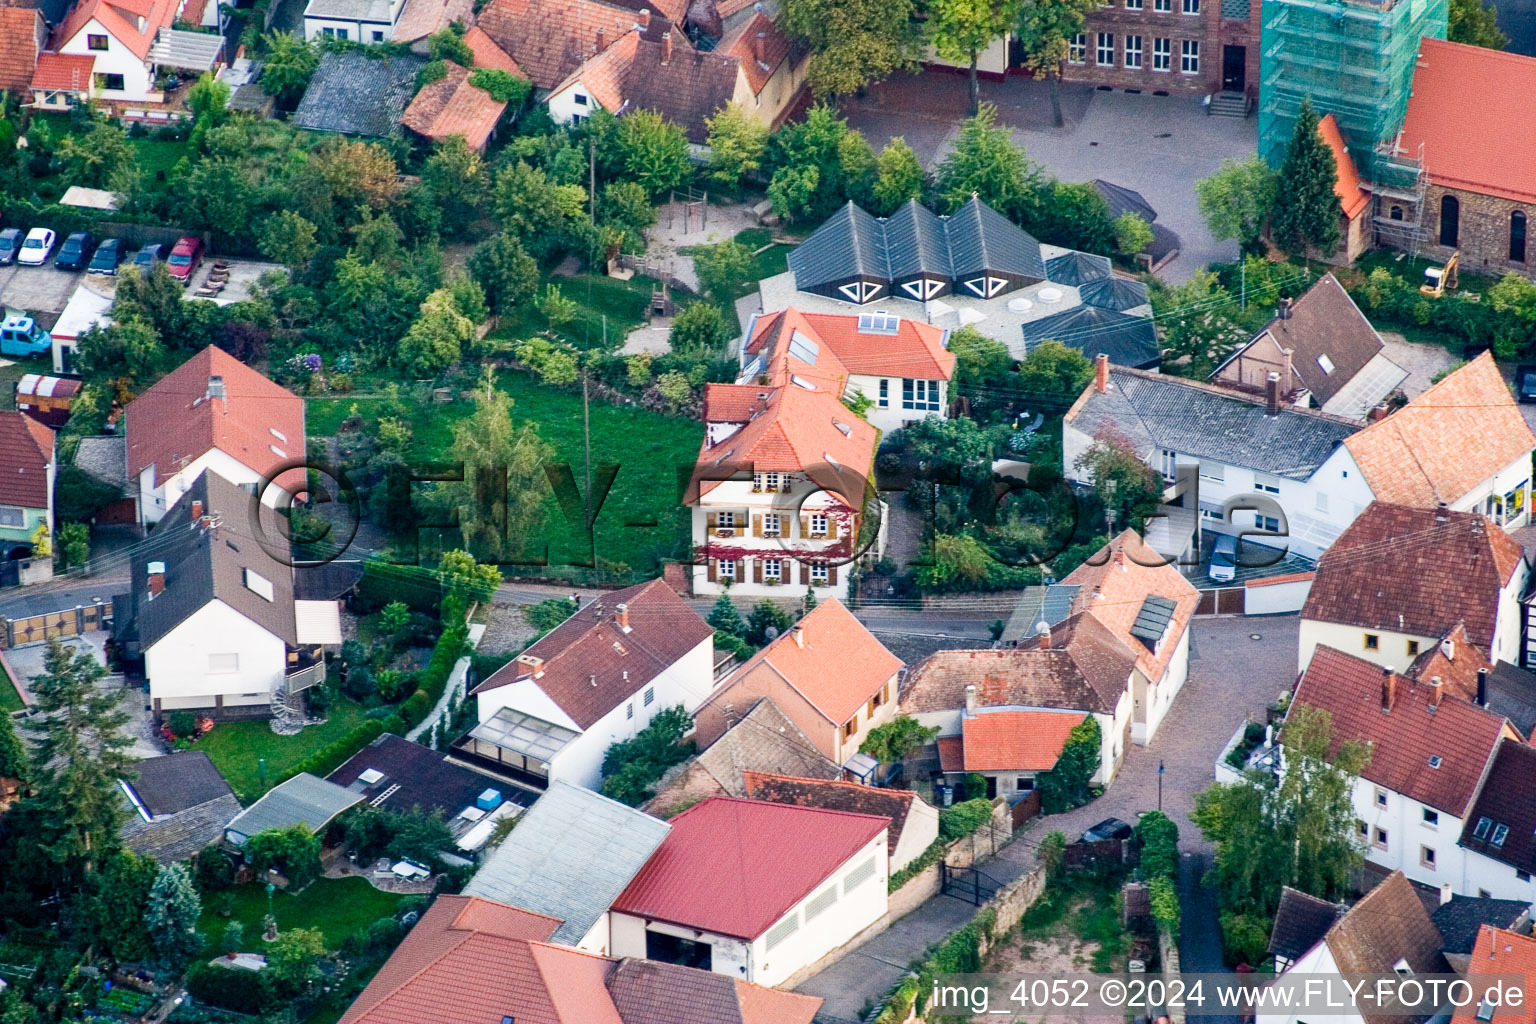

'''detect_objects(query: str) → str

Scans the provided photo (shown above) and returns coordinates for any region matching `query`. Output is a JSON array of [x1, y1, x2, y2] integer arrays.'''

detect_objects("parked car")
[[1081, 818, 1133, 843], [1208, 533, 1239, 584], [0, 228, 22, 265], [166, 236, 204, 283], [133, 244, 168, 273], [1517, 365, 1536, 404], [0, 310, 51, 357], [54, 231, 95, 271], [88, 238, 126, 276], [18, 228, 55, 266]]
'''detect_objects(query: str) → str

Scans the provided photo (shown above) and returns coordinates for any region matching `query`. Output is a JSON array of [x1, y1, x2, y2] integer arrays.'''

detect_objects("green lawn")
[[197, 877, 406, 955], [308, 371, 702, 575], [196, 699, 367, 803], [734, 227, 798, 286], [490, 273, 656, 353], [1352, 248, 1497, 295], [33, 114, 189, 197], [0, 682, 22, 713]]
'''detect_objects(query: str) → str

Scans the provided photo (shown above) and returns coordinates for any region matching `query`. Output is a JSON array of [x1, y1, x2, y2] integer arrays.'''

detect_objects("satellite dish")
[[764, 626, 779, 641]]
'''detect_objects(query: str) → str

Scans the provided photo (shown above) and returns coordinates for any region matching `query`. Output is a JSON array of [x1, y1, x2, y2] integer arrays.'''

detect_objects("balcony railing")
[[284, 658, 326, 693]]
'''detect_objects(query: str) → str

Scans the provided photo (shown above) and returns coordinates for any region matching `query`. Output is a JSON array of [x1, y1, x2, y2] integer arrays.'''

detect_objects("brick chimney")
[[615, 602, 631, 633], [596, 25, 606, 51], [637, 7, 650, 28], [1381, 666, 1397, 712], [1035, 619, 1051, 650], [191, 499, 203, 521], [1368, 404, 1390, 422], [753, 30, 766, 63], [1265, 371, 1280, 416], [1280, 347, 1294, 394], [964, 683, 978, 715], [1277, 297, 1293, 320], [1477, 667, 1489, 707], [1094, 352, 1109, 393], [147, 561, 165, 597], [661, 30, 672, 63], [1429, 675, 1443, 710]]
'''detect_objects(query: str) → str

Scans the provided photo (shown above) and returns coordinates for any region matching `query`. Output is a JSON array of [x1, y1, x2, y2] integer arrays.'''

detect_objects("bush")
[[1037, 717, 1101, 814], [1134, 810, 1180, 881], [1220, 910, 1272, 968], [186, 961, 273, 1014], [244, 824, 322, 888], [600, 705, 694, 805], [192, 845, 235, 892], [1149, 875, 1181, 937], [938, 798, 993, 841]]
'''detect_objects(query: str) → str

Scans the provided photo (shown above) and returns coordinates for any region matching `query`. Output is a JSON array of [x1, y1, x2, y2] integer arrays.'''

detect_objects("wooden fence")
[[1193, 586, 1245, 616], [3, 603, 108, 649], [1010, 789, 1042, 829]]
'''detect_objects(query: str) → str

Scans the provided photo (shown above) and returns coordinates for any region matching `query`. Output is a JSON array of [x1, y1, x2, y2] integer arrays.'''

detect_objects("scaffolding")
[[1369, 139, 1428, 259], [1257, 0, 1447, 179]]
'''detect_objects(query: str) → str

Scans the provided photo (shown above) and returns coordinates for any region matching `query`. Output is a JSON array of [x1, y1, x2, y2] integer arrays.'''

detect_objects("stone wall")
[[976, 865, 1050, 961], [1160, 926, 1185, 1024], [1411, 183, 1533, 281]]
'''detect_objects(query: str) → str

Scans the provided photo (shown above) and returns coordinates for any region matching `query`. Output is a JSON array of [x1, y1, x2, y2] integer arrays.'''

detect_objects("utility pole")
[[584, 366, 595, 570]]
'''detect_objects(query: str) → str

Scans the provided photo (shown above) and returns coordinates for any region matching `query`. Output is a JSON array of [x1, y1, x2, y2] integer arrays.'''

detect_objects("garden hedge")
[[186, 960, 274, 1015]]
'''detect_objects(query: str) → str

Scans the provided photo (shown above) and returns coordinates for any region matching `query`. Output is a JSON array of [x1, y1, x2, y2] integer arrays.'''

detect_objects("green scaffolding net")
[[1258, 0, 1446, 185]]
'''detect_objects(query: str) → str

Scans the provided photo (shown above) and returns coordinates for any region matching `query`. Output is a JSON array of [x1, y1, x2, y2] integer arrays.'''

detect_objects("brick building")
[[1059, 0, 1260, 98], [1394, 39, 1536, 279]]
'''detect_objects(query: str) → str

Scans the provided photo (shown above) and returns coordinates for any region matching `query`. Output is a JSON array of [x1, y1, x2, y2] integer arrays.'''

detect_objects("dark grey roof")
[[10, 0, 69, 27], [115, 472, 299, 652], [1268, 886, 1344, 962], [1003, 584, 1082, 644], [1045, 249, 1112, 286], [788, 198, 1044, 294], [225, 772, 364, 843], [1431, 895, 1530, 955], [292, 51, 424, 136], [327, 734, 532, 819], [946, 196, 1046, 281], [1486, 662, 1536, 737], [1022, 304, 1160, 370], [1079, 276, 1151, 312], [867, 631, 993, 665], [1129, 594, 1178, 649], [121, 794, 243, 865], [125, 752, 234, 816], [294, 559, 364, 601], [463, 780, 671, 946], [1092, 179, 1157, 223], [1068, 367, 1361, 479]]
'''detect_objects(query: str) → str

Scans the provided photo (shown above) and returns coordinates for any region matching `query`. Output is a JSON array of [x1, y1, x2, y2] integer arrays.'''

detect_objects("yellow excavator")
[[1420, 250, 1459, 297]]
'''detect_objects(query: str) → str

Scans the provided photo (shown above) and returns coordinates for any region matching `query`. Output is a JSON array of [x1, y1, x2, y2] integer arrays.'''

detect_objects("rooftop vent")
[[1427, 755, 1442, 769]]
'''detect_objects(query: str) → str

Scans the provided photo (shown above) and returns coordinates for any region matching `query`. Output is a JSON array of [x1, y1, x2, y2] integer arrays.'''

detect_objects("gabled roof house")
[[741, 770, 940, 873], [34, 0, 223, 109], [1457, 738, 1536, 908], [0, 409, 55, 560], [118, 751, 241, 864], [461, 579, 715, 791]]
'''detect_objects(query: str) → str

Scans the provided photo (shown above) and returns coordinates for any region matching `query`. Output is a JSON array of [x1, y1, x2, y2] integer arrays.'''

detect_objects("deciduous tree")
[[1196, 156, 1278, 251], [1016, 338, 1093, 400], [705, 104, 769, 188], [1449, 0, 1507, 48], [258, 210, 319, 269], [932, 104, 1041, 219], [947, 325, 1014, 391], [1014, 0, 1099, 126], [468, 233, 540, 316], [614, 110, 691, 196], [1114, 212, 1154, 256], [869, 137, 926, 215], [445, 380, 552, 564], [669, 302, 731, 357], [780, 0, 921, 98], [929, 0, 1022, 114], [259, 32, 319, 108]]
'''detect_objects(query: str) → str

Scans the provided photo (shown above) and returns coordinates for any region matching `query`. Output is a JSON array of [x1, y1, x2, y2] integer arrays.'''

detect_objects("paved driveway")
[[842, 73, 1257, 282], [0, 262, 83, 315], [798, 615, 1299, 1020]]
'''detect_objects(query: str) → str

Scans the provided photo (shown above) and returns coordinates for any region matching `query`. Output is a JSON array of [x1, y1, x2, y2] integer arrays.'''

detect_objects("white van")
[[1209, 534, 1239, 583]]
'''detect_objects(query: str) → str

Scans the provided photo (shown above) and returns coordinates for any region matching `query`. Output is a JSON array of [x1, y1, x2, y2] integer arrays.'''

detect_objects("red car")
[[167, 236, 205, 283]]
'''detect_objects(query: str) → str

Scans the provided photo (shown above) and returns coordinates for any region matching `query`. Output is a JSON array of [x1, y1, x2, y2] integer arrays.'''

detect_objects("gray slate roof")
[[1431, 895, 1530, 955], [789, 198, 1045, 293], [463, 779, 671, 945], [1044, 249, 1112, 286], [1068, 366, 1361, 479], [1079, 276, 1151, 312], [1022, 303, 1160, 370], [1092, 179, 1157, 223], [126, 751, 233, 816], [225, 772, 364, 843], [73, 435, 127, 491], [292, 51, 424, 136], [122, 794, 243, 865], [302, 0, 395, 19]]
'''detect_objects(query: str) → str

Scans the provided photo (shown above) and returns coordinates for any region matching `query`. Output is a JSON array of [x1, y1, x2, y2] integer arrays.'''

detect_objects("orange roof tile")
[[717, 11, 790, 95], [1343, 352, 1536, 508], [476, 0, 673, 90], [0, 8, 42, 93], [123, 346, 305, 493], [745, 307, 955, 382], [715, 599, 901, 725], [400, 61, 506, 152], [959, 709, 1086, 771], [0, 410, 54, 510], [392, 0, 473, 43], [462, 26, 520, 73], [1060, 529, 1200, 684], [550, 28, 637, 111], [1318, 113, 1369, 220], [1400, 38, 1536, 205], [1452, 927, 1536, 1024], [30, 51, 92, 91], [52, 0, 177, 61]]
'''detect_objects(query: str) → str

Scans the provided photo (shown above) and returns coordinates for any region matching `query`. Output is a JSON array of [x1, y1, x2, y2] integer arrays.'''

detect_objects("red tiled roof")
[[476, 0, 674, 90], [400, 61, 506, 152], [959, 709, 1086, 772], [744, 307, 955, 383], [741, 770, 918, 856], [0, 8, 41, 93], [1403, 622, 1489, 702], [1061, 529, 1199, 684], [1400, 38, 1536, 205], [30, 51, 93, 91], [52, 0, 176, 61], [392, 0, 473, 43], [338, 895, 622, 1024], [1294, 645, 1514, 816], [123, 346, 305, 493], [711, 599, 901, 726], [605, 957, 822, 1024], [471, 578, 714, 729], [1452, 927, 1536, 1024], [717, 11, 790, 95], [462, 25, 520, 73], [1302, 501, 1525, 650], [1318, 114, 1369, 220], [1344, 352, 1536, 508], [553, 32, 740, 144], [552, 28, 637, 110], [0, 409, 54, 510], [613, 796, 889, 940], [936, 735, 963, 772]]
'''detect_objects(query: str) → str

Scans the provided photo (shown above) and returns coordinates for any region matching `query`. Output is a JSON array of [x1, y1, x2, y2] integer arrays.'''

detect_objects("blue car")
[[88, 238, 126, 276], [133, 243, 168, 272]]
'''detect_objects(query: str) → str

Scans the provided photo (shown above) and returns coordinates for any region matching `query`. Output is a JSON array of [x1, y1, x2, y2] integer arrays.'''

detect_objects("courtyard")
[[841, 72, 1258, 281]]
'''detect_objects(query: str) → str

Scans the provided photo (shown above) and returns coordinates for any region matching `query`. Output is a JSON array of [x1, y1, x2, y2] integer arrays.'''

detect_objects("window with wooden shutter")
[[753, 559, 764, 583], [829, 564, 839, 586], [826, 515, 838, 540], [798, 561, 808, 585], [707, 559, 718, 582], [799, 514, 810, 538], [706, 511, 718, 529]]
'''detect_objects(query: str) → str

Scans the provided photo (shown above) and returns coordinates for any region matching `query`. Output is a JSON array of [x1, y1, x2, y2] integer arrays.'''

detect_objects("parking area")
[[5, 632, 161, 758], [842, 72, 1258, 281], [0, 263, 83, 316], [184, 257, 284, 305]]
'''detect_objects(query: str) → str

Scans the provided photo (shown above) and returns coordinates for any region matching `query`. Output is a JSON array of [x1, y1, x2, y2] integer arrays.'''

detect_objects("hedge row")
[[279, 720, 386, 785], [186, 960, 276, 1015], [874, 906, 999, 1023]]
